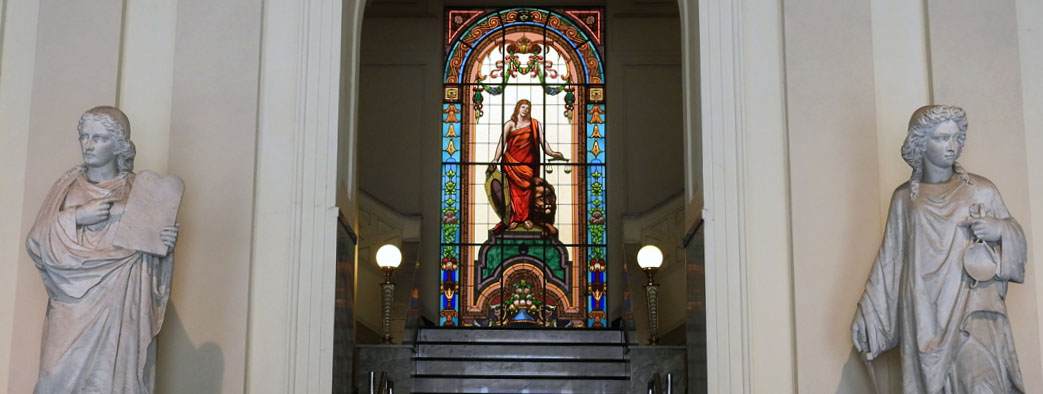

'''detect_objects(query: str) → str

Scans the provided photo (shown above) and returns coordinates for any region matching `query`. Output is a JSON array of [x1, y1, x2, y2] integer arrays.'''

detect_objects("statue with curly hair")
[[26, 106, 180, 394], [851, 105, 1025, 393]]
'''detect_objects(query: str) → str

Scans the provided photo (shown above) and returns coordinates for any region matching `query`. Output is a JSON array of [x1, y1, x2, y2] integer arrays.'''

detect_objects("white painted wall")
[[248, 0, 343, 391], [741, 0, 795, 391]]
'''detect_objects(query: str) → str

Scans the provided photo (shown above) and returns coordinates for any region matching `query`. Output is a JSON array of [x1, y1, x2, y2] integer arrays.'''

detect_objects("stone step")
[[411, 375, 629, 394], [414, 358, 628, 377], [417, 327, 625, 344], [417, 343, 625, 360]]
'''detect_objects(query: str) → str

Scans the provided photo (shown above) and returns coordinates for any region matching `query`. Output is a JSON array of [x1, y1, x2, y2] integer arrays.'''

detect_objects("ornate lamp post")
[[376, 244, 402, 344], [637, 245, 664, 345]]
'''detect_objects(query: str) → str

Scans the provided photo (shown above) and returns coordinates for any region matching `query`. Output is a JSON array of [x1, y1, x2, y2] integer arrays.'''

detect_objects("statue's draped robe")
[[858, 174, 1025, 393], [26, 167, 173, 394], [502, 119, 539, 224]]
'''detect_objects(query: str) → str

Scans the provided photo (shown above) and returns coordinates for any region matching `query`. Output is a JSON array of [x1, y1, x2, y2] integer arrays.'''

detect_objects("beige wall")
[[6, 2, 125, 392], [784, 0, 886, 391], [118, 0, 178, 174], [158, 0, 262, 392], [0, 0, 40, 389], [1017, 0, 1043, 370]]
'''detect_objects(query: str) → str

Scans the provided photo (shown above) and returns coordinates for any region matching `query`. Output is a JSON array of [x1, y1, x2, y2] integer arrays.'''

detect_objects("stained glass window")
[[440, 8, 606, 328]]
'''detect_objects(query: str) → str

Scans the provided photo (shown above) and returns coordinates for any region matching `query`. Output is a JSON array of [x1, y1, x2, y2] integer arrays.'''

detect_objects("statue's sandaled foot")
[[524, 220, 534, 229], [508, 222, 520, 230]]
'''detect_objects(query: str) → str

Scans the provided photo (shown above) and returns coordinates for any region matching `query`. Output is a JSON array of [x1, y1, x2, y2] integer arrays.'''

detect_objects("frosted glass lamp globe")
[[637, 245, 663, 269], [376, 244, 402, 269]]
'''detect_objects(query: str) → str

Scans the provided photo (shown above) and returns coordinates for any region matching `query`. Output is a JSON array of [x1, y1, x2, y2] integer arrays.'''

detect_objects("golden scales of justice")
[[485, 157, 570, 225]]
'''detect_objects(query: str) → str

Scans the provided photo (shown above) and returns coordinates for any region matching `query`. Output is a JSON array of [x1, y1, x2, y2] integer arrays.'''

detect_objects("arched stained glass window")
[[440, 8, 606, 328]]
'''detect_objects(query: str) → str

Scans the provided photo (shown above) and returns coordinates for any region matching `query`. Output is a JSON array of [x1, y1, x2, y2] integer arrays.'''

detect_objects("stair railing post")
[[369, 371, 375, 394]]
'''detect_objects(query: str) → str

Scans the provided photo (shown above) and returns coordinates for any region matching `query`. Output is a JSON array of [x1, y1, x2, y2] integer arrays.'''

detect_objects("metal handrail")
[[647, 373, 673, 394], [369, 371, 394, 394]]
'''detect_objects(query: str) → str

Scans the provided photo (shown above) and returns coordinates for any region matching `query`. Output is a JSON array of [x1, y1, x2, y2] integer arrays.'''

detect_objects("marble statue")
[[26, 106, 181, 394], [852, 105, 1025, 393]]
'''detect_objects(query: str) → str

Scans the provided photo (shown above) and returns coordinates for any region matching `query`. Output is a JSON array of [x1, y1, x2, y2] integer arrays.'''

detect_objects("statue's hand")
[[160, 223, 180, 254], [75, 196, 120, 226], [960, 217, 1003, 242], [851, 311, 870, 354]]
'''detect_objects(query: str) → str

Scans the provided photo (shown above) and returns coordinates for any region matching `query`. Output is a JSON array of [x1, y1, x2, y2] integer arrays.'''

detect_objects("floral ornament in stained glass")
[[445, 140, 457, 156], [443, 104, 460, 123], [590, 140, 602, 157], [588, 210, 605, 224], [441, 256, 458, 271], [443, 179, 457, 195], [588, 258, 606, 272], [589, 125, 602, 138], [588, 105, 604, 123]]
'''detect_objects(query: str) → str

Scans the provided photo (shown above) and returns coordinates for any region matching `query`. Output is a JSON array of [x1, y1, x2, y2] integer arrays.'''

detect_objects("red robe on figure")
[[501, 119, 539, 225]]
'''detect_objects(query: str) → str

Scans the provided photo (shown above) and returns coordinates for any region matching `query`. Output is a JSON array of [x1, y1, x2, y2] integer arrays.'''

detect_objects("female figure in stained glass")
[[487, 99, 564, 230]]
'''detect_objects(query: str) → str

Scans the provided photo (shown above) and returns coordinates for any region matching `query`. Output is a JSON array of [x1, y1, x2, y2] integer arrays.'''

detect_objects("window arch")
[[440, 8, 606, 328]]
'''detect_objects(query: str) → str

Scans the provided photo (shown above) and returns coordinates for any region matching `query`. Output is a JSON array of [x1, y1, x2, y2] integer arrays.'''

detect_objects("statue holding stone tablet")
[[852, 105, 1025, 393], [26, 106, 183, 394]]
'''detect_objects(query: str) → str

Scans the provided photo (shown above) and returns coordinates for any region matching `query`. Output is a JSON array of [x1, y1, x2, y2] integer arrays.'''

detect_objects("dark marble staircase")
[[410, 327, 630, 394]]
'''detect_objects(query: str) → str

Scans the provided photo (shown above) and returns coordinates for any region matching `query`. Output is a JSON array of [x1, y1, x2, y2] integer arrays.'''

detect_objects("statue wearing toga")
[[852, 105, 1025, 393], [26, 106, 179, 394]]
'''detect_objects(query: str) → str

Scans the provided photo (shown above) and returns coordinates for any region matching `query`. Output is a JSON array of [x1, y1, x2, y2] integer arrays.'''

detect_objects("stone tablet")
[[113, 170, 184, 255]]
